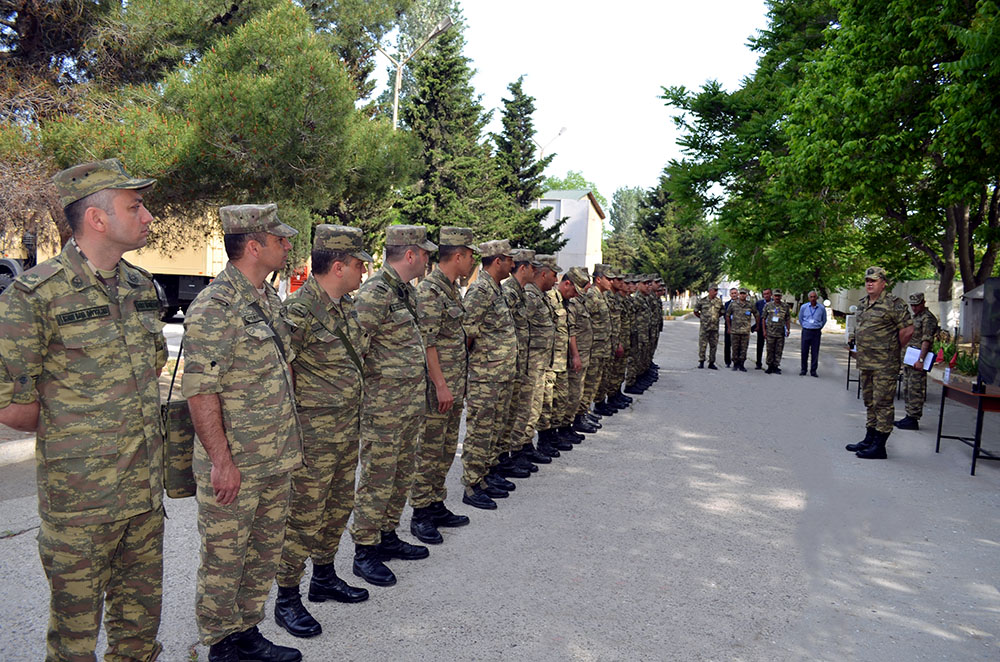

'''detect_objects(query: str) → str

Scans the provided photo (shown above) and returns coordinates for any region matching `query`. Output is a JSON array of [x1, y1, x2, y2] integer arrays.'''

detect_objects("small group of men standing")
[[695, 284, 794, 374], [0, 156, 668, 662]]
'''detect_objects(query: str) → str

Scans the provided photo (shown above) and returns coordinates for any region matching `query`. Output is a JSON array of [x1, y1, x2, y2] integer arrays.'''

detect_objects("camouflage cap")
[[314, 224, 373, 262], [707, 283, 719, 290], [865, 266, 887, 281], [536, 254, 562, 273], [909, 292, 925, 305], [565, 266, 590, 290], [479, 239, 514, 258], [439, 226, 479, 252], [641, 274, 654, 282], [386, 224, 437, 251], [219, 203, 297, 237], [53, 158, 156, 208], [593, 263, 616, 279], [739, 287, 749, 294], [511, 248, 536, 263], [773, 288, 784, 296]]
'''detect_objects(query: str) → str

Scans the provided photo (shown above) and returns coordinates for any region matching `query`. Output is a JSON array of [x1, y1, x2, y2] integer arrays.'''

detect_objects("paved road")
[[1, 319, 998, 661]]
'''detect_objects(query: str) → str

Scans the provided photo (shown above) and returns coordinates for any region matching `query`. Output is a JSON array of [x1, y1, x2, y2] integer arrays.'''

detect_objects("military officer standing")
[[461, 240, 517, 509], [693, 284, 724, 369], [563, 267, 597, 434], [580, 266, 611, 423], [349, 225, 436, 586], [522, 254, 561, 458], [726, 287, 758, 371], [183, 203, 304, 662], [540, 266, 579, 450], [895, 292, 938, 431], [0, 159, 165, 662], [762, 289, 791, 374], [846, 267, 914, 459], [272, 225, 373, 639], [409, 227, 478, 544], [607, 272, 634, 407]]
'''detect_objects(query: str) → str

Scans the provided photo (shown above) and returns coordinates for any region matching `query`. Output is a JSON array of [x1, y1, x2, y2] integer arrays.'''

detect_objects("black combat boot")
[[536, 430, 561, 458], [462, 485, 497, 510], [624, 382, 644, 394], [235, 626, 302, 662], [856, 430, 889, 459], [208, 634, 240, 662], [846, 427, 877, 452], [308, 562, 368, 603], [617, 389, 633, 404], [698, 361, 705, 369], [409, 506, 443, 544], [738, 361, 748, 372], [572, 415, 598, 434], [496, 458, 531, 478], [560, 425, 584, 442], [482, 479, 510, 498], [512, 450, 539, 472], [774, 366, 782, 375], [486, 471, 515, 491], [430, 501, 470, 527], [523, 443, 552, 464], [274, 586, 322, 638], [352, 544, 396, 586], [377, 530, 429, 561], [553, 428, 576, 450], [707, 362, 718, 370], [894, 415, 919, 430]]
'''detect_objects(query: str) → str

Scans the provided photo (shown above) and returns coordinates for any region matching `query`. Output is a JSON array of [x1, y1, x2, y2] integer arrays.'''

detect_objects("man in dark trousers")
[[798, 290, 827, 377], [754, 288, 772, 369]]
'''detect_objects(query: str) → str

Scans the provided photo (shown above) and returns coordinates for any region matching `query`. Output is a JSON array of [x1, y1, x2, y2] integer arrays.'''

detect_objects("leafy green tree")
[[493, 76, 566, 253], [602, 186, 642, 269], [543, 170, 607, 212]]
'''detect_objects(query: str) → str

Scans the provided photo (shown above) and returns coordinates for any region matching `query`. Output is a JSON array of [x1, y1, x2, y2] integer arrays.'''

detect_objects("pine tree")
[[493, 76, 566, 253]]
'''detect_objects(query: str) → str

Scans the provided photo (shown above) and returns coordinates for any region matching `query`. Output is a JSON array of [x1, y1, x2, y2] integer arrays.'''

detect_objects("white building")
[[538, 189, 605, 272]]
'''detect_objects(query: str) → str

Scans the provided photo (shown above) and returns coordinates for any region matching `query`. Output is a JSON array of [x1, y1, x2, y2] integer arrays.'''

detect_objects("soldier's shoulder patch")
[[13, 260, 63, 292], [120, 258, 154, 280], [284, 299, 311, 320]]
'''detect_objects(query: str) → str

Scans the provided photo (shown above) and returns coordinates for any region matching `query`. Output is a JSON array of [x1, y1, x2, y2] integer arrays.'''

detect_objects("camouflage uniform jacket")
[[567, 294, 593, 355], [284, 274, 363, 411], [501, 276, 530, 375], [604, 290, 622, 351], [694, 296, 723, 330], [762, 300, 791, 335], [643, 293, 659, 341], [0, 240, 166, 526], [464, 272, 517, 383], [632, 293, 650, 342], [417, 266, 467, 388], [524, 283, 555, 369], [548, 290, 569, 372], [849, 291, 913, 371], [908, 309, 939, 350], [354, 263, 425, 381], [584, 286, 611, 349], [727, 299, 758, 334], [182, 261, 302, 479], [617, 292, 634, 351]]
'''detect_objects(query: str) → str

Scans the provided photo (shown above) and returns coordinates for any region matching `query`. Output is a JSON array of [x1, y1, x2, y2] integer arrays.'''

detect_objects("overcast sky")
[[457, 0, 771, 205]]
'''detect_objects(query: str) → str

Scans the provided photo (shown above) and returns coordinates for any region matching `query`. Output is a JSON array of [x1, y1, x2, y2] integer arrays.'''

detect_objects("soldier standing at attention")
[[726, 287, 758, 372], [272, 225, 373, 639], [541, 266, 579, 451], [845, 267, 914, 459], [409, 227, 478, 544], [754, 288, 772, 369], [521, 253, 560, 460], [580, 266, 611, 424], [183, 203, 304, 662], [564, 267, 597, 435], [723, 286, 738, 368], [595, 266, 625, 415], [349, 225, 436, 586], [461, 240, 517, 509], [894, 292, 938, 431], [693, 284, 724, 369], [0, 159, 165, 662], [762, 289, 792, 374], [608, 273, 634, 407]]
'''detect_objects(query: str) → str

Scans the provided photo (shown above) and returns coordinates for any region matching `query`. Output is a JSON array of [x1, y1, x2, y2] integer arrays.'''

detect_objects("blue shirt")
[[798, 302, 827, 329]]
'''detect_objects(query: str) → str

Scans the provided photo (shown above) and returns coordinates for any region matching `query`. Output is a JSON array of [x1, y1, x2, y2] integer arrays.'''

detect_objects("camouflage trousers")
[[196, 472, 292, 645], [566, 345, 592, 424], [38, 508, 164, 662], [539, 368, 567, 431], [698, 328, 718, 363], [502, 369, 533, 454], [521, 355, 550, 444], [731, 333, 750, 363], [861, 369, 898, 433], [462, 378, 513, 488], [903, 365, 928, 418], [765, 333, 785, 367], [599, 350, 624, 401], [580, 348, 608, 414], [628, 340, 648, 384], [410, 376, 466, 509], [276, 406, 359, 588], [350, 375, 425, 546]]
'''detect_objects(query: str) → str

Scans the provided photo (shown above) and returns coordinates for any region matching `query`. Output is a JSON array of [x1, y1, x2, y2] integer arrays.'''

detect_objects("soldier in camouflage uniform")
[[694, 284, 724, 369], [895, 292, 939, 431], [183, 203, 304, 661], [762, 289, 792, 374], [726, 287, 758, 372], [348, 225, 436, 587], [409, 227, 478, 544], [498, 249, 540, 477], [525, 255, 561, 457], [461, 240, 517, 509], [580, 266, 611, 425], [592, 266, 623, 415], [541, 268, 579, 450], [272, 225, 373, 639], [0, 160, 165, 662], [846, 266, 914, 459], [607, 273, 635, 407], [564, 267, 597, 434]]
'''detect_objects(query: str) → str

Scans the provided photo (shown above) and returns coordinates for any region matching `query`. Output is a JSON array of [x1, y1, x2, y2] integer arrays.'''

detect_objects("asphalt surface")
[[1, 318, 998, 661]]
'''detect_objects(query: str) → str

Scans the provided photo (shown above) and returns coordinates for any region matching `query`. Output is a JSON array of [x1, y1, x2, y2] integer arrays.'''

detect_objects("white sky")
[[459, 0, 771, 204]]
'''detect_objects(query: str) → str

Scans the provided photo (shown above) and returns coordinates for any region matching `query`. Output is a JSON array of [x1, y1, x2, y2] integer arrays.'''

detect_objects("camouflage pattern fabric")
[[539, 289, 569, 431], [277, 275, 363, 587], [762, 300, 791, 368], [38, 508, 164, 662], [903, 308, 938, 418], [523, 282, 556, 441], [732, 333, 750, 363], [850, 290, 912, 371], [462, 272, 516, 486], [861, 370, 899, 433], [694, 296, 724, 329], [580, 286, 611, 412], [412, 266, 467, 509], [727, 299, 758, 335], [349, 263, 426, 546], [195, 473, 292, 645], [501, 277, 532, 454], [565, 294, 593, 424], [765, 333, 785, 368], [0, 240, 167, 661], [698, 328, 719, 363]]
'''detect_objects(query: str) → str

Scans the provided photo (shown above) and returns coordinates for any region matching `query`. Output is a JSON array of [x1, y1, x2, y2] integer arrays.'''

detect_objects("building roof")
[[541, 189, 606, 219]]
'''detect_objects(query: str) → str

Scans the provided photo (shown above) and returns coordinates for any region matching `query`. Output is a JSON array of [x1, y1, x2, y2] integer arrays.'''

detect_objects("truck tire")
[[0, 258, 24, 295]]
